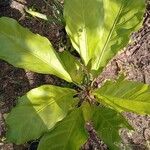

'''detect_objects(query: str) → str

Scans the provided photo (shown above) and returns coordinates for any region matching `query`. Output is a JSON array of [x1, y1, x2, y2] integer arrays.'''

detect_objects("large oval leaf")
[[94, 78, 150, 114], [64, 0, 145, 73], [38, 108, 88, 150], [92, 107, 131, 150], [0, 17, 72, 82], [6, 85, 77, 144], [82, 103, 132, 149]]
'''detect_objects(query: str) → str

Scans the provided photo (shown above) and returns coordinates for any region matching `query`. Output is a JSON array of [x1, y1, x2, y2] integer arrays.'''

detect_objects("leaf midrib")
[[0, 32, 67, 78], [96, 3, 124, 68], [96, 93, 150, 114], [80, 0, 88, 64], [34, 92, 74, 113], [99, 93, 150, 103]]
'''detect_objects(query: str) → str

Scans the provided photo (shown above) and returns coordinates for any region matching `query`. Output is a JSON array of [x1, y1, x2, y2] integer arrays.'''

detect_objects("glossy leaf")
[[94, 78, 150, 114], [38, 108, 88, 150], [6, 85, 77, 144], [92, 107, 131, 150], [0, 17, 72, 82], [64, 0, 145, 73], [59, 51, 84, 84]]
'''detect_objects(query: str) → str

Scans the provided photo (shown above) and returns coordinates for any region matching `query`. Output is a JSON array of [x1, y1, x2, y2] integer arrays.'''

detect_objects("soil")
[[0, 0, 150, 150]]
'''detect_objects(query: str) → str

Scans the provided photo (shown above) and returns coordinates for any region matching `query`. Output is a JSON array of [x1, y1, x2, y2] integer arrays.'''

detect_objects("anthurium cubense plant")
[[0, 0, 149, 149]]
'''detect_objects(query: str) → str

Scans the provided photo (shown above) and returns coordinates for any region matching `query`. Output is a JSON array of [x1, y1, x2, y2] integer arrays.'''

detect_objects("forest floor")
[[0, 0, 150, 150]]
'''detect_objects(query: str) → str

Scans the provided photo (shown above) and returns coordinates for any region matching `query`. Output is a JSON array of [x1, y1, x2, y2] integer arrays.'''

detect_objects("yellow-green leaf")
[[64, 0, 145, 73], [0, 17, 72, 82], [38, 108, 88, 150], [92, 107, 131, 150], [94, 78, 150, 114], [59, 51, 84, 84], [6, 85, 77, 144]]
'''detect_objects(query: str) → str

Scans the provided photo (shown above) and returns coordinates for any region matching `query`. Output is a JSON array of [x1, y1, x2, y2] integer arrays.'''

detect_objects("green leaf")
[[81, 102, 94, 121], [64, 0, 145, 72], [92, 107, 131, 150], [59, 51, 84, 84], [38, 108, 88, 150], [6, 85, 77, 144], [0, 17, 72, 82], [25, 8, 48, 20], [94, 78, 150, 114]]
